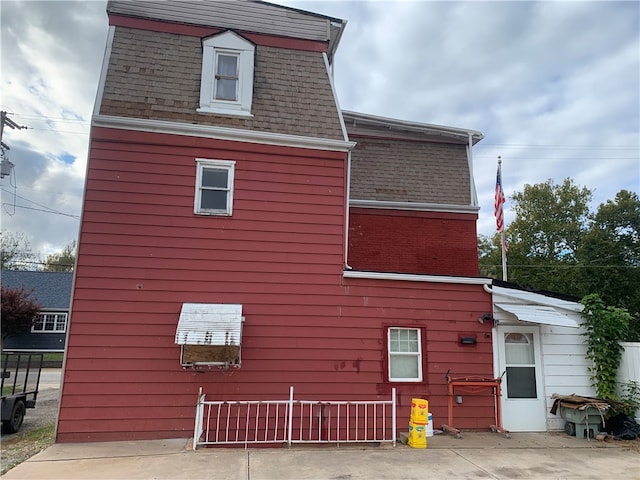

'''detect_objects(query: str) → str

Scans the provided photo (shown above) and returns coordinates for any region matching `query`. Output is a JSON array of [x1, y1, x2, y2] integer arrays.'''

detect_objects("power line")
[[25, 127, 89, 136], [0, 203, 80, 219], [1, 191, 80, 219], [483, 264, 638, 269], [476, 144, 637, 149], [0, 111, 89, 136], [1, 188, 80, 217], [476, 156, 639, 160], [4, 113, 89, 125], [1, 111, 28, 152]]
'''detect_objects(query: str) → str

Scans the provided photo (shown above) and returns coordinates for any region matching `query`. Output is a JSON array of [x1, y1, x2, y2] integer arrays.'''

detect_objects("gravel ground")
[[1, 386, 59, 474]]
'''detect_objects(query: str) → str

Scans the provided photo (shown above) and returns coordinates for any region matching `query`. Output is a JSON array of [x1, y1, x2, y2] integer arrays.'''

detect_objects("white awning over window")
[[495, 303, 579, 328], [175, 303, 243, 346]]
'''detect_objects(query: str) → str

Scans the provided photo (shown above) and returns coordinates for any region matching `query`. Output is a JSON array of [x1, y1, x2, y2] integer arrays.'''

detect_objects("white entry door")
[[496, 325, 546, 431]]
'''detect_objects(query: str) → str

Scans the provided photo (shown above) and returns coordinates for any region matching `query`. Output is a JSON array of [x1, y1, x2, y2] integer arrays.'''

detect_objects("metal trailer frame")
[[1, 352, 44, 434]]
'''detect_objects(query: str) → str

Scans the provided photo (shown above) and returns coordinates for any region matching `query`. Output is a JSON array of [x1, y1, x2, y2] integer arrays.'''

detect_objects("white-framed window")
[[32, 312, 68, 333], [194, 159, 236, 216], [198, 31, 255, 117], [388, 327, 422, 382]]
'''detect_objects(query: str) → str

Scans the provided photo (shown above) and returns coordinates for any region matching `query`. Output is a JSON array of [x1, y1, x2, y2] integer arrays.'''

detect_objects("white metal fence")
[[618, 342, 640, 422], [193, 386, 396, 449]]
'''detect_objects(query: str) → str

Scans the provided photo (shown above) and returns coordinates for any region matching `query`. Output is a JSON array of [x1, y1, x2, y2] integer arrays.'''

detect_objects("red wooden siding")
[[58, 127, 347, 441], [58, 128, 492, 443], [348, 208, 480, 276]]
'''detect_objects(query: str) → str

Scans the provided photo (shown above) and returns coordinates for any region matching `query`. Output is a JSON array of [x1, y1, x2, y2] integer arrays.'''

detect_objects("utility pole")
[[1, 111, 28, 178], [1, 111, 28, 151]]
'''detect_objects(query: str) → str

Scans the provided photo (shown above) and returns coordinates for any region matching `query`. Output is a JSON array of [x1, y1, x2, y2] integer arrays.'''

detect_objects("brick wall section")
[[349, 208, 479, 276], [100, 27, 344, 140], [349, 137, 471, 204]]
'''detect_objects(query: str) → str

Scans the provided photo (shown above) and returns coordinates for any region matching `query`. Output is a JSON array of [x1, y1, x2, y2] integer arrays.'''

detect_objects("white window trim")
[[32, 312, 68, 334], [194, 158, 236, 216], [198, 31, 255, 117], [388, 327, 423, 382]]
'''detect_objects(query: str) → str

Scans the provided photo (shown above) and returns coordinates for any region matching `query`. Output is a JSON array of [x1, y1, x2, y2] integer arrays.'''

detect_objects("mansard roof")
[[107, 0, 347, 61]]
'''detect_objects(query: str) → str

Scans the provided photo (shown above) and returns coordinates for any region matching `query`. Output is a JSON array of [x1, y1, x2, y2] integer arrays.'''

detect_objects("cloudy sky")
[[1, 0, 638, 263]]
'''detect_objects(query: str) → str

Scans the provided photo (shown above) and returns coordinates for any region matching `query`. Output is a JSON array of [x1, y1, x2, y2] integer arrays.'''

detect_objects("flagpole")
[[498, 155, 507, 282], [501, 228, 507, 281]]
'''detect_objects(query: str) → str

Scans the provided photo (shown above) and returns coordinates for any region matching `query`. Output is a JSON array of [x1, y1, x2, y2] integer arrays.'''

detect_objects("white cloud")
[[1, 1, 107, 258], [1, 0, 638, 261]]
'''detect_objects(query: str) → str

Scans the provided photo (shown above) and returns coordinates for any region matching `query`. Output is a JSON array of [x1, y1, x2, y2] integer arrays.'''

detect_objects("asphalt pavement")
[[37, 369, 62, 390]]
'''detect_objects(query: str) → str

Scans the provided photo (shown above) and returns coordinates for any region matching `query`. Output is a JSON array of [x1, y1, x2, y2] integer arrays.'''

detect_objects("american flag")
[[494, 163, 505, 232]]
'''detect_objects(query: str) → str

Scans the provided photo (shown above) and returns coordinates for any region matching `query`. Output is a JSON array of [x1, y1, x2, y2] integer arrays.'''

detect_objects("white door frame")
[[494, 324, 547, 432]]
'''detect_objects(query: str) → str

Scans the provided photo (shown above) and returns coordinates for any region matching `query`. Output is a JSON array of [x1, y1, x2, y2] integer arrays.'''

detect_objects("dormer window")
[[214, 53, 239, 101], [198, 31, 255, 117]]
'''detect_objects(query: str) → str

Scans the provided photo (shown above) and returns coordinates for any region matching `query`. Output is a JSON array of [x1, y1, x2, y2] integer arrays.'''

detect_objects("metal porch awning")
[[175, 303, 243, 346], [495, 303, 579, 328]]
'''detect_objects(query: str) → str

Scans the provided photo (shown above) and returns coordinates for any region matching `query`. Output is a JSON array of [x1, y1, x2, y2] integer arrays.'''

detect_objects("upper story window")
[[194, 158, 235, 216], [32, 312, 68, 333], [214, 53, 240, 101], [388, 327, 423, 382], [198, 31, 255, 117]]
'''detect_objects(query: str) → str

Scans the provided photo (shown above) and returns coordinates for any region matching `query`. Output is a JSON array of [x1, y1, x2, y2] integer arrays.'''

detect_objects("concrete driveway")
[[3, 432, 639, 479]]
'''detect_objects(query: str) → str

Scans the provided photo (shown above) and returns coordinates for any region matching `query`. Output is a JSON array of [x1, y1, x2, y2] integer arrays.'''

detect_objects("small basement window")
[[175, 303, 244, 368]]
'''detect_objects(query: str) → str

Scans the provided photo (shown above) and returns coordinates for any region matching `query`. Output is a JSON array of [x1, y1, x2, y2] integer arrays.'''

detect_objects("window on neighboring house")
[[32, 312, 68, 333], [194, 159, 235, 216], [388, 327, 422, 382], [198, 31, 255, 117]]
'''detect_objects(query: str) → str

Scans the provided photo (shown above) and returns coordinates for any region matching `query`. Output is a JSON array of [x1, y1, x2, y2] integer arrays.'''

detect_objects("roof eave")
[[342, 110, 484, 144]]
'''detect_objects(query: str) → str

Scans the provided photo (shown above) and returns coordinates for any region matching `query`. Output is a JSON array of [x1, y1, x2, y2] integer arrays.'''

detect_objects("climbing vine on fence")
[[581, 293, 631, 400]]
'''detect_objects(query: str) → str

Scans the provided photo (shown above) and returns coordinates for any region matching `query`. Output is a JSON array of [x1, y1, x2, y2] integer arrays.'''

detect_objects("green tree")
[[479, 182, 640, 340], [577, 190, 640, 340], [505, 178, 592, 294], [0, 286, 41, 351], [43, 240, 77, 272], [478, 234, 502, 278], [0, 231, 39, 270]]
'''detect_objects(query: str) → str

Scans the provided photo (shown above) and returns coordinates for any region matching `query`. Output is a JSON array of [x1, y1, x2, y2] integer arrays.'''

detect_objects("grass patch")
[[42, 353, 63, 362], [24, 423, 55, 442], [2, 385, 21, 395], [0, 423, 55, 475]]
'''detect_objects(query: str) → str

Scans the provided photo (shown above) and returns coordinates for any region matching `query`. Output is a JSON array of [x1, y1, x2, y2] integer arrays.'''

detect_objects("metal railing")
[[194, 386, 396, 449]]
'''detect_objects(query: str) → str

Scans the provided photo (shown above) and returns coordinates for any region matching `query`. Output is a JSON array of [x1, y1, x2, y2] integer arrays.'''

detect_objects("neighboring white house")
[[488, 282, 595, 432]]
